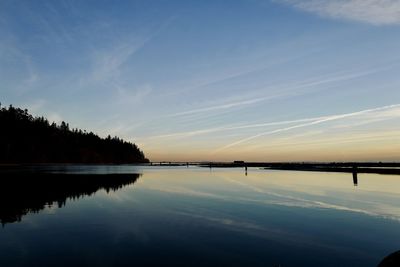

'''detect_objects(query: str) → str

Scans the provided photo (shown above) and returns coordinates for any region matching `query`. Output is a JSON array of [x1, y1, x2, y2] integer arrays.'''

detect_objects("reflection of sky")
[[110, 168, 400, 261], [1, 167, 400, 267], [137, 167, 400, 221]]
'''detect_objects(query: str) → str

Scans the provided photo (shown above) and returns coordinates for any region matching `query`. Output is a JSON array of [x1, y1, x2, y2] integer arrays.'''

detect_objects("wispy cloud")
[[247, 131, 400, 151], [16, 99, 64, 124], [141, 65, 395, 142], [144, 117, 324, 140], [166, 66, 390, 119], [168, 95, 280, 117], [81, 16, 176, 88], [85, 40, 147, 85], [278, 0, 400, 25], [0, 37, 40, 95], [212, 103, 400, 153], [115, 83, 153, 104]]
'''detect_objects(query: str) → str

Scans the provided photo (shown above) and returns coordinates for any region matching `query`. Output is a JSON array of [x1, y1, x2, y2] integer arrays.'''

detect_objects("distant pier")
[[149, 161, 400, 175]]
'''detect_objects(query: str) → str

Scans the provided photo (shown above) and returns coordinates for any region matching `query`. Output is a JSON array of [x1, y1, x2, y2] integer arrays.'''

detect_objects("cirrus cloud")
[[278, 0, 400, 25]]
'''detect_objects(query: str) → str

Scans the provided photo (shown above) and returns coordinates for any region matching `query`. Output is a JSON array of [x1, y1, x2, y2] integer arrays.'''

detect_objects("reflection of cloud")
[[278, 0, 400, 25], [144, 175, 400, 222], [173, 211, 269, 232], [221, 176, 400, 222], [144, 186, 226, 200], [169, 210, 377, 258], [170, 210, 315, 247], [97, 188, 136, 203]]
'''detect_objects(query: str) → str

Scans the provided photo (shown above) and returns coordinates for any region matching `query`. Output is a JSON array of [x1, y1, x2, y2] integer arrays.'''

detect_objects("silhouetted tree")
[[0, 104, 149, 163]]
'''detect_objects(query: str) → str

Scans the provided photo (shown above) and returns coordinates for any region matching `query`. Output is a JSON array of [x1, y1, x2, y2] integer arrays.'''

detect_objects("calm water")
[[1, 166, 400, 267]]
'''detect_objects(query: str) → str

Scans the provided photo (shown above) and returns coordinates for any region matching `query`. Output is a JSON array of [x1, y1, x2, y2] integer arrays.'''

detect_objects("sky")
[[1, 0, 400, 162]]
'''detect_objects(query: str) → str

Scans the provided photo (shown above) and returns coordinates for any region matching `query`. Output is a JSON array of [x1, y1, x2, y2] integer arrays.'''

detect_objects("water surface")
[[1, 166, 399, 267]]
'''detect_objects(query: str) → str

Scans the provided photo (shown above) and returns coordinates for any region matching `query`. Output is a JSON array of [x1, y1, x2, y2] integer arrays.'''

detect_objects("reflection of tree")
[[0, 172, 141, 225]]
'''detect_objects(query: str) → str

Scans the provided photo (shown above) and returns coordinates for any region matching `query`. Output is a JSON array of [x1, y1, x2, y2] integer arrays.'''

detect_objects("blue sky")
[[1, 0, 400, 161]]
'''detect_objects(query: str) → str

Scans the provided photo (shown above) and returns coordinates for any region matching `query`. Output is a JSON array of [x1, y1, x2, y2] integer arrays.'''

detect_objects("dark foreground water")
[[0, 165, 399, 267]]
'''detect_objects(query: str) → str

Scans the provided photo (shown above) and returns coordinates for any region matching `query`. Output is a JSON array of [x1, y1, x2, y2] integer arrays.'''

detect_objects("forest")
[[0, 104, 149, 163]]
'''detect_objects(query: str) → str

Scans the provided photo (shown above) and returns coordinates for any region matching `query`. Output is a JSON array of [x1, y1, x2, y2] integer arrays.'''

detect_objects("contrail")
[[166, 66, 391, 118], [168, 96, 277, 117], [212, 103, 400, 153], [145, 116, 326, 140]]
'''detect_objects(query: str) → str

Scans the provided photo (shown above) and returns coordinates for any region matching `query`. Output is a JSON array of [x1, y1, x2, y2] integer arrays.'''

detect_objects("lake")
[[0, 165, 399, 267]]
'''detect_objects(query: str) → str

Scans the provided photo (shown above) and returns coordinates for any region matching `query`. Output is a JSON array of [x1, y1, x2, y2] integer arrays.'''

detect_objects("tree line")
[[0, 104, 149, 163]]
